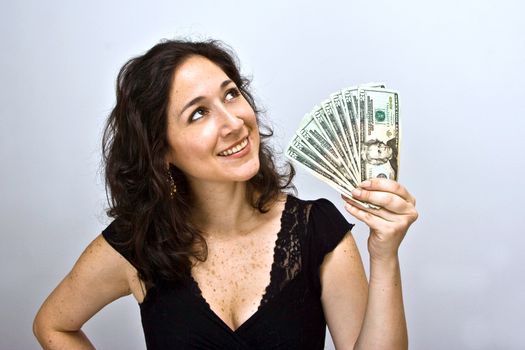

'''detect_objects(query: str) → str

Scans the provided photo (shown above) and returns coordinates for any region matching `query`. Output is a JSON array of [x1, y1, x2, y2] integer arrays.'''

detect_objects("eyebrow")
[[179, 79, 233, 116]]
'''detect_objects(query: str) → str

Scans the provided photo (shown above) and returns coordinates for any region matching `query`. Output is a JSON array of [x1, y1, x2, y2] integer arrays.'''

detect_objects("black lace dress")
[[102, 195, 353, 349]]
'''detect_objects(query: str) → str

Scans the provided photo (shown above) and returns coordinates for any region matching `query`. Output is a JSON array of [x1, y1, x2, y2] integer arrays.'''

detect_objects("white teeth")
[[219, 138, 248, 156]]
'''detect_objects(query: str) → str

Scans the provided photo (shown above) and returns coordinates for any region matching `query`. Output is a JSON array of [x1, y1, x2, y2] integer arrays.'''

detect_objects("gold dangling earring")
[[167, 166, 177, 199]]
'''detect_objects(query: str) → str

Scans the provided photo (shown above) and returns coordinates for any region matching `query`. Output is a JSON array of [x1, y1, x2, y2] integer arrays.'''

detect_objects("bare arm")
[[321, 179, 417, 349], [320, 232, 368, 349], [354, 256, 406, 349], [33, 234, 134, 349]]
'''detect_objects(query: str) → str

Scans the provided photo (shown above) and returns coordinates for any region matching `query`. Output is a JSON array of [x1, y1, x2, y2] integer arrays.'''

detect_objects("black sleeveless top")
[[102, 195, 353, 349]]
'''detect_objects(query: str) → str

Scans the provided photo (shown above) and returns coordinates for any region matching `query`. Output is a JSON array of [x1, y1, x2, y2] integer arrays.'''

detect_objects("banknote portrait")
[[361, 138, 398, 178]]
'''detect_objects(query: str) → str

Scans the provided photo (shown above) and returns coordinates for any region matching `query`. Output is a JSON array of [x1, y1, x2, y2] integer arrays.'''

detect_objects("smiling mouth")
[[218, 138, 249, 156]]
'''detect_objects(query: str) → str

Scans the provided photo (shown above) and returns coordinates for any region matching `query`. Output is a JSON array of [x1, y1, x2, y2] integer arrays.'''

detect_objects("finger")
[[344, 202, 392, 229], [343, 196, 401, 222], [341, 194, 379, 211], [350, 188, 412, 214], [359, 178, 416, 205]]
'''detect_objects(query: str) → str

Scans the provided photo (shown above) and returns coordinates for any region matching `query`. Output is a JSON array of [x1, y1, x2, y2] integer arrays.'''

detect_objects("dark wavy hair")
[[102, 39, 295, 287]]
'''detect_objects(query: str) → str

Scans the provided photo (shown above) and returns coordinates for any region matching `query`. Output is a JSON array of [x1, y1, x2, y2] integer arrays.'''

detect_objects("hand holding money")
[[343, 178, 418, 261], [286, 83, 400, 209]]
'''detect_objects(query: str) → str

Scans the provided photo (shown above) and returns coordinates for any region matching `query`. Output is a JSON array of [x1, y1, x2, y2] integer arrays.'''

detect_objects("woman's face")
[[165, 55, 260, 186]]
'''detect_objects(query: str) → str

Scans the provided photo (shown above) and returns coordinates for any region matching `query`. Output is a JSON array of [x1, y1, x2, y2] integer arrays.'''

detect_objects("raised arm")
[[33, 234, 135, 349], [321, 179, 418, 349]]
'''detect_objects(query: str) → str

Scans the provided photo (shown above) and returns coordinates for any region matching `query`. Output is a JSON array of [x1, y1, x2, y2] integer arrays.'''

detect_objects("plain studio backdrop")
[[2, 0, 524, 349]]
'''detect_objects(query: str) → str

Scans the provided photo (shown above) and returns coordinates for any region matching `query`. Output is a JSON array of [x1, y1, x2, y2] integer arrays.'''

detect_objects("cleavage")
[[191, 230, 277, 331]]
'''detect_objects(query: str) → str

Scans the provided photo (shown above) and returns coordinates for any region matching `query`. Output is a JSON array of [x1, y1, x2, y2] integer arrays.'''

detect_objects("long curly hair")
[[102, 39, 295, 287]]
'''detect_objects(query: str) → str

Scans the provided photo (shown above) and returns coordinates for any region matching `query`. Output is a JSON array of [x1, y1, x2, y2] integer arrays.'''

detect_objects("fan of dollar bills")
[[285, 83, 400, 209]]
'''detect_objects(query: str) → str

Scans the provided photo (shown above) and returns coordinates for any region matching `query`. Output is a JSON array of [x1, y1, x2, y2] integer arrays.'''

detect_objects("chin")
[[240, 159, 261, 182]]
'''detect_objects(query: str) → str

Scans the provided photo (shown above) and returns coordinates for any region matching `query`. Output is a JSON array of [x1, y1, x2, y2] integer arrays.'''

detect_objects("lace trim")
[[259, 195, 304, 308]]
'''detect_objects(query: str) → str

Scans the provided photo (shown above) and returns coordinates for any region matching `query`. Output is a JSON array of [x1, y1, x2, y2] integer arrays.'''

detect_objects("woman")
[[33, 39, 418, 349]]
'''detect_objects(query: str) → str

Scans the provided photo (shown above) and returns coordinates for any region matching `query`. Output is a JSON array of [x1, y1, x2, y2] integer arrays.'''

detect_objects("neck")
[[188, 180, 259, 238]]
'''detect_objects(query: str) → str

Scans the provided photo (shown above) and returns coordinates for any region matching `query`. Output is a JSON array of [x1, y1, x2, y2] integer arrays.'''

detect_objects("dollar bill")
[[321, 98, 359, 176], [358, 87, 399, 181], [341, 87, 361, 168], [330, 91, 360, 174]]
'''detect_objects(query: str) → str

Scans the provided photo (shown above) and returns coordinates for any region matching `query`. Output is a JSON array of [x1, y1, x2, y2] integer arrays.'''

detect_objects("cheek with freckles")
[[170, 122, 220, 162], [171, 125, 228, 181]]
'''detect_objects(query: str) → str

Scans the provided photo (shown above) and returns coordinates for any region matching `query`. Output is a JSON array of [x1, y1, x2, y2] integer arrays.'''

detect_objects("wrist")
[[369, 255, 401, 285], [370, 253, 400, 266]]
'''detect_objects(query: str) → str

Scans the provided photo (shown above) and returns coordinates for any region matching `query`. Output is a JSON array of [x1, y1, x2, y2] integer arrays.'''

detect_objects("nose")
[[218, 105, 244, 137]]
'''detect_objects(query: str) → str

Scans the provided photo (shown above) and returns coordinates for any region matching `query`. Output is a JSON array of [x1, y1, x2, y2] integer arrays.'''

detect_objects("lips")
[[218, 137, 249, 156]]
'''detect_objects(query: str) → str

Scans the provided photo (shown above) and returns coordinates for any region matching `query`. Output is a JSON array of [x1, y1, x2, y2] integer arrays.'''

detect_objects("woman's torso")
[[103, 194, 352, 349]]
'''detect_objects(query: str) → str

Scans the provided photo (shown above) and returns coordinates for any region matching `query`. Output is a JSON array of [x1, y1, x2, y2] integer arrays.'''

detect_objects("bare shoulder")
[[320, 231, 366, 294], [73, 234, 133, 289], [77, 234, 147, 303], [34, 234, 134, 333], [81, 234, 126, 264], [320, 231, 368, 349]]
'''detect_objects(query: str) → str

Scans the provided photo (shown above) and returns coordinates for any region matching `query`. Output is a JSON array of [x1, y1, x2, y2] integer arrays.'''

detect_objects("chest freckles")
[[191, 232, 277, 330]]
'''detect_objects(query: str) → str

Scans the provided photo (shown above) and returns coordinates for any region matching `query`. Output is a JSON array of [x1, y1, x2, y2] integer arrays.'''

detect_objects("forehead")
[[170, 55, 229, 100]]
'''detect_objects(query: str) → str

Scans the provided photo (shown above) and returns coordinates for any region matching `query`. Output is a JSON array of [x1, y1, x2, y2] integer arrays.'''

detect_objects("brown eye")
[[189, 108, 206, 122], [225, 88, 240, 101]]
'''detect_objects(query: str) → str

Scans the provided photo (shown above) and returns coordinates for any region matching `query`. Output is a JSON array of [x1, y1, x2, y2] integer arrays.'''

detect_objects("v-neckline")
[[188, 194, 292, 334]]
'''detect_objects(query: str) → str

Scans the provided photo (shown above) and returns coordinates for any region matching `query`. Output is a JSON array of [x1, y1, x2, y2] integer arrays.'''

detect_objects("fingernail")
[[360, 180, 371, 188], [352, 188, 361, 197]]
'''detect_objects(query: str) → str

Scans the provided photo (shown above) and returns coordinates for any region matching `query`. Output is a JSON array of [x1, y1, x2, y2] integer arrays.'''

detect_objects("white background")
[[2, 0, 524, 349]]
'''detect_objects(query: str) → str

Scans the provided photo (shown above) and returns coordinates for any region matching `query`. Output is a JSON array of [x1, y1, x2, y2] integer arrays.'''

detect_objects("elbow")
[[33, 309, 55, 345], [33, 312, 60, 349], [33, 311, 46, 342]]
